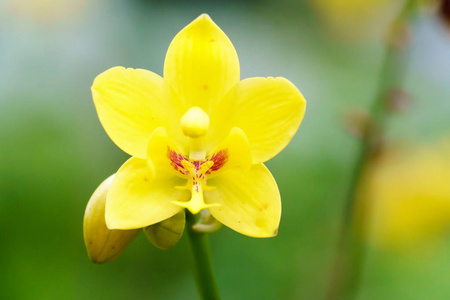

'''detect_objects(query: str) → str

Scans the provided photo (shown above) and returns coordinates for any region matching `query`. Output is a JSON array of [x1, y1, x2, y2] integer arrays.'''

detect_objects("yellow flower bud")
[[83, 175, 140, 263], [180, 106, 210, 138], [144, 209, 185, 250]]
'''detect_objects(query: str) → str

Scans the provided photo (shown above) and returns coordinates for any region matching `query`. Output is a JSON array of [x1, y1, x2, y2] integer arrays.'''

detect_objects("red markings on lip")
[[208, 149, 228, 173], [167, 147, 189, 175], [167, 147, 229, 175]]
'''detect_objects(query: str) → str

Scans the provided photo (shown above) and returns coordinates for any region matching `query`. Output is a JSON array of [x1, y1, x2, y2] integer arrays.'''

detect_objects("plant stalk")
[[186, 211, 220, 300], [326, 1, 417, 299]]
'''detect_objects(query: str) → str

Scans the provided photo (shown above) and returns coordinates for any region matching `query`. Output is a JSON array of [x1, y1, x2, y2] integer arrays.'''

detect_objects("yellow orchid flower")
[[90, 14, 306, 239]]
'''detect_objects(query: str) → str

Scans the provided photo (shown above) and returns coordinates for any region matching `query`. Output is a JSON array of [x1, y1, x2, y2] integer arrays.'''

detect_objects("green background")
[[1, 0, 450, 299]]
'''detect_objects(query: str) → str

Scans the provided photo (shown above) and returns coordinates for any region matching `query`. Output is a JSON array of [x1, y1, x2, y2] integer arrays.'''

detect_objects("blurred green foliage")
[[1, 0, 450, 299]]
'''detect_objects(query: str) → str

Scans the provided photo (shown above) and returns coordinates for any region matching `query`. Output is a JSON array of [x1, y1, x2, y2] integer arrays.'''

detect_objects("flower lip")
[[167, 147, 228, 176], [166, 146, 231, 214]]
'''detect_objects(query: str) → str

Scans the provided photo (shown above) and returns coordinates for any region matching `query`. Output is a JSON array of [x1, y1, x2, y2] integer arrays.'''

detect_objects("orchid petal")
[[92, 66, 185, 159], [106, 157, 187, 229], [164, 14, 240, 113], [205, 163, 281, 237], [208, 127, 252, 177], [215, 77, 306, 163]]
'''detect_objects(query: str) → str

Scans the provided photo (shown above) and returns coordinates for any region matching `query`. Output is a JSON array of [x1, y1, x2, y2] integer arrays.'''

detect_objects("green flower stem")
[[326, 1, 417, 299], [186, 211, 220, 300]]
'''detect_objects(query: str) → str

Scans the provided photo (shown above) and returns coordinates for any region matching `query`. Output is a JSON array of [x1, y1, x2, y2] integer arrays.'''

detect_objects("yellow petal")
[[208, 127, 252, 177], [106, 157, 188, 229], [147, 127, 187, 177], [163, 14, 240, 113], [144, 209, 186, 250], [83, 175, 140, 263], [215, 77, 306, 163], [92, 66, 185, 159], [205, 163, 281, 237]]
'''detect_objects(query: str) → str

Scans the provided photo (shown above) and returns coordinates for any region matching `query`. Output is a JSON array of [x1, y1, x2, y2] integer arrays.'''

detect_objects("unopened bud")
[[144, 209, 185, 250], [180, 106, 210, 138], [83, 175, 140, 263], [191, 209, 223, 233]]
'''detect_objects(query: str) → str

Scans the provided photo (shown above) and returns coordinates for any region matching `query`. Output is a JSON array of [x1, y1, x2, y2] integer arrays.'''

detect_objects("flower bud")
[[84, 175, 140, 263], [144, 209, 185, 250], [191, 209, 223, 233], [180, 106, 210, 138]]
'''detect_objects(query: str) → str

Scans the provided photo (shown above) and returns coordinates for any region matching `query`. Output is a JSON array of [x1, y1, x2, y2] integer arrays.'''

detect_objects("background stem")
[[326, 1, 417, 299]]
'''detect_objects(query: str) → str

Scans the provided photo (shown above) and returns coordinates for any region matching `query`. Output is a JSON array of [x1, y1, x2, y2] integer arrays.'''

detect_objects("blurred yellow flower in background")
[[310, 0, 405, 41], [83, 13, 306, 259], [355, 139, 450, 251]]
